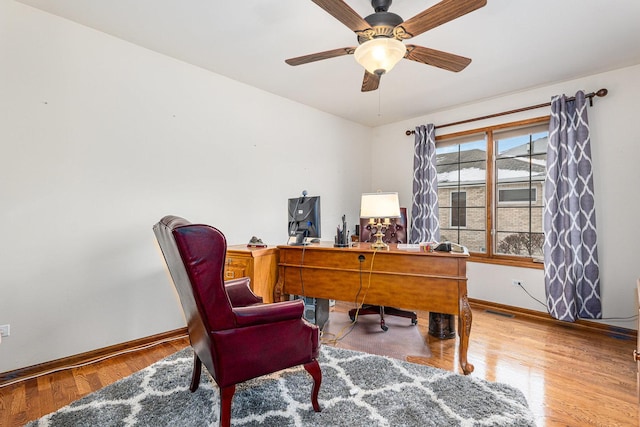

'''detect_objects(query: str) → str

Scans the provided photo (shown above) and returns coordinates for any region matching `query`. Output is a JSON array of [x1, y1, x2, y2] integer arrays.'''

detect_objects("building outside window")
[[450, 191, 467, 227]]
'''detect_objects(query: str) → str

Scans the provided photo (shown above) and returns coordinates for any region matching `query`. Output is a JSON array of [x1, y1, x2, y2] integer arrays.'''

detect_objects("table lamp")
[[360, 192, 401, 250]]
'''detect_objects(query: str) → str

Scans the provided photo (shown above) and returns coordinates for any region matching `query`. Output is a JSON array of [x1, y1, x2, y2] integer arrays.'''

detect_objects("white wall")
[[372, 64, 640, 330], [0, 2, 371, 372]]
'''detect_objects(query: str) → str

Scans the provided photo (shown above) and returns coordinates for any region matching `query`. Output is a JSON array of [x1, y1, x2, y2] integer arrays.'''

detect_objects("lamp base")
[[371, 232, 389, 250]]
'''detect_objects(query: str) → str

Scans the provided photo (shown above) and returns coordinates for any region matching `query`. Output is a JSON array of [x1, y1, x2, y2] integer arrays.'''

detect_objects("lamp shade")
[[360, 192, 401, 219], [354, 38, 406, 75]]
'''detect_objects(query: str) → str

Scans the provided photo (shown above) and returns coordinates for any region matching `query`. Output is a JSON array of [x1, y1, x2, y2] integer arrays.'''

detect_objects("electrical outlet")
[[512, 280, 522, 287], [0, 324, 10, 337]]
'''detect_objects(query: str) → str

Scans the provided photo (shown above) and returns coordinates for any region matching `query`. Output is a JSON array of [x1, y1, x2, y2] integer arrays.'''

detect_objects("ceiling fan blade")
[[361, 71, 380, 92], [285, 47, 355, 66], [405, 45, 471, 72], [396, 0, 487, 39], [312, 0, 372, 34]]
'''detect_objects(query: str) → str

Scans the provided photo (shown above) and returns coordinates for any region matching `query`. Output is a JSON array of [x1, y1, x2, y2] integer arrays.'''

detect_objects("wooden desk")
[[274, 243, 474, 375], [225, 245, 278, 303]]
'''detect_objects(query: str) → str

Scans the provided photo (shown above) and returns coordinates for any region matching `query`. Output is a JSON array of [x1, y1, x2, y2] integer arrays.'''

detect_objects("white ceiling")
[[16, 0, 640, 127]]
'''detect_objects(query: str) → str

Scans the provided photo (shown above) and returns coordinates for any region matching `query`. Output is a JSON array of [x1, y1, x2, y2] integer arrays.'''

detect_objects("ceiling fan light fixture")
[[354, 37, 406, 75]]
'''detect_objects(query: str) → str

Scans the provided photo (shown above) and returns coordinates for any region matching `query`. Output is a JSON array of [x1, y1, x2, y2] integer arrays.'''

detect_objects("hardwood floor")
[[0, 337, 190, 427], [1, 303, 637, 426]]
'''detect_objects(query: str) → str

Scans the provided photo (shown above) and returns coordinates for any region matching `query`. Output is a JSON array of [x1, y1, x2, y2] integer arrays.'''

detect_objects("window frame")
[[435, 116, 549, 269]]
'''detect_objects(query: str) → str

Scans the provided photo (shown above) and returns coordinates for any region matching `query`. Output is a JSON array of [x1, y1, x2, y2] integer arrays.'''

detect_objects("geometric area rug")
[[27, 346, 536, 426]]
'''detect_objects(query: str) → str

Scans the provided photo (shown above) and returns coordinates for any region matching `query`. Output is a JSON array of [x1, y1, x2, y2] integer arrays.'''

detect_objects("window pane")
[[436, 137, 487, 252], [496, 155, 546, 183], [439, 207, 486, 252], [495, 231, 544, 256], [494, 126, 548, 258], [437, 160, 486, 185], [495, 206, 544, 233], [451, 192, 466, 227], [440, 228, 487, 253]]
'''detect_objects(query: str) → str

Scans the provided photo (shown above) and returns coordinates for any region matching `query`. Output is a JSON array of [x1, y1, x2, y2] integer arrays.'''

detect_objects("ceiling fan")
[[285, 0, 487, 92]]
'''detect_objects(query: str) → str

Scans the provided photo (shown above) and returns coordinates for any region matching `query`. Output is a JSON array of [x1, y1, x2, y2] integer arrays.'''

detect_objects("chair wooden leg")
[[219, 385, 236, 427], [190, 353, 202, 392], [303, 360, 322, 412]]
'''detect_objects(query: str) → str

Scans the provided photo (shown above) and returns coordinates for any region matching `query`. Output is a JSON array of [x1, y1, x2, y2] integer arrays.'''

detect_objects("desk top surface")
[[227, 244, 278, 255], [277, 242, 468, 258]]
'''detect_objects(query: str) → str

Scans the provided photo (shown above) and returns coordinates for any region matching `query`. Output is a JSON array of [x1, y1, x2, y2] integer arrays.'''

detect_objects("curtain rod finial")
[[405, 130, 415, 136], [596, 88, 608, 97]]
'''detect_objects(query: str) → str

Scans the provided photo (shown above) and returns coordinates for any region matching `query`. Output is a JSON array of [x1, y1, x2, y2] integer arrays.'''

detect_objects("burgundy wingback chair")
[[153, 215, 321, 426]]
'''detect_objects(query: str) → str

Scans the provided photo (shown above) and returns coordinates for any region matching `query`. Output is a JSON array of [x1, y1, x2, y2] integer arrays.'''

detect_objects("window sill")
[[468, 254, 544, 270]]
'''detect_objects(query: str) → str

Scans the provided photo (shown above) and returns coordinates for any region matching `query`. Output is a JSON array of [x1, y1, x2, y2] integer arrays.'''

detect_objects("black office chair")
[[350, 208, 418, 331]]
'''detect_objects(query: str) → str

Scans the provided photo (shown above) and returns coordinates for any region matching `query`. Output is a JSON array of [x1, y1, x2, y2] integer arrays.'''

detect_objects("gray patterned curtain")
[[410, 124, 440, 244], [544, 90, 601, 321]]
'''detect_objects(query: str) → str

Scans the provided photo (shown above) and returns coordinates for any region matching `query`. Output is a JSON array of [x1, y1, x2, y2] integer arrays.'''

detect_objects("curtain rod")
[[405, 88, 608, 136]]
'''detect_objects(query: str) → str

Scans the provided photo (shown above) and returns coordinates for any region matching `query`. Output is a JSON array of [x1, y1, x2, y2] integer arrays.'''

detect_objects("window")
[[435, 117, 549, 265]]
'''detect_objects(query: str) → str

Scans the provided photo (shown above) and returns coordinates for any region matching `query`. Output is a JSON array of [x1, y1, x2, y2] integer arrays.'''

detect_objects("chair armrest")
[[233, 299, 304, 327], [225, 278, 263, 307]]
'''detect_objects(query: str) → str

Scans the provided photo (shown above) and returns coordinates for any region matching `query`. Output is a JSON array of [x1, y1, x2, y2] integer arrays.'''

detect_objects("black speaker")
[[300, 297, 329, 330]]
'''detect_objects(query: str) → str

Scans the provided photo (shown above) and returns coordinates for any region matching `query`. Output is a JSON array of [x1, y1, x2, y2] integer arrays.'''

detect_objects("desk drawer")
[[224, 256, 249, 280]]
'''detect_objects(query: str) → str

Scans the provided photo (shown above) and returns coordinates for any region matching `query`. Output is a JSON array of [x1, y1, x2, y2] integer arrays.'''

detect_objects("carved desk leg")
[[458, 292, 474, 375], [273, 268, 285, 302]]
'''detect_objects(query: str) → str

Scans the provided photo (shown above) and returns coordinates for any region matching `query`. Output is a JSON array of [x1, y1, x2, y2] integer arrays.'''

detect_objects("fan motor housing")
[[360, 11, 403, 43]]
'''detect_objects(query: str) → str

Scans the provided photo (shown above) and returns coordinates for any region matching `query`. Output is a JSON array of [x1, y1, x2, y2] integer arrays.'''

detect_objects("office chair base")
[[348, 305, 418, 331]]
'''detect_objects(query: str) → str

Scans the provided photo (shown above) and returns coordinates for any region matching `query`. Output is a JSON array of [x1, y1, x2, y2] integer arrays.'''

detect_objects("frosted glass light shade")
[[354, 38, 406, 75], [360, 192, 401, 219]]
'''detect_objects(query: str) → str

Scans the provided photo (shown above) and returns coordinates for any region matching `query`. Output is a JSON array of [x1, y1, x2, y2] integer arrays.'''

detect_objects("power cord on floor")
[[299, 242, 307, 297], [320, 318, 357, 346], [0, 334, 189, 389], [516, 282, 638, 321]]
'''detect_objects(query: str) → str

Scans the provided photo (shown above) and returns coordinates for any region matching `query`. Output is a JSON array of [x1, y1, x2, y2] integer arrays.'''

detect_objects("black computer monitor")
[[287, 195, 321, 245]]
